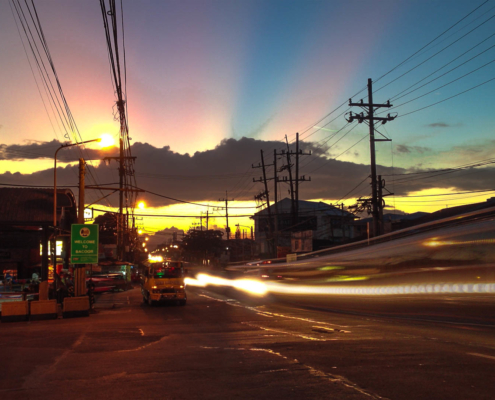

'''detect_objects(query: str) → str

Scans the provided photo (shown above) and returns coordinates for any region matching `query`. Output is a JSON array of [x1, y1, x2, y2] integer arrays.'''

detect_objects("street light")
[[54, 138, 102, 227], [51, 137, 112, 280]]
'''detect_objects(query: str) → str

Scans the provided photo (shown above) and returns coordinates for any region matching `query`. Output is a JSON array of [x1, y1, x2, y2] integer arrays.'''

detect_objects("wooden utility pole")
[[273, 149, 279, 251], [340, 203, 345, 241], [277, 136, 311, 228], [284, 136, 296, 225], [348, 78, 395, 237], [260, 150, 273, 255], [253, 150, 274, 257], [219, 191, 234, 240], [103, 152, 137, 260], [295, 133, 299, 218], [75, 158, 86, 297], [294, 132, 311, 224], [78, 159, 86, 224]]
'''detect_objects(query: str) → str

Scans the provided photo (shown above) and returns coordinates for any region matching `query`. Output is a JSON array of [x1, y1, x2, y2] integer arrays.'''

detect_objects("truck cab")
[[141, 261, 187, 306]]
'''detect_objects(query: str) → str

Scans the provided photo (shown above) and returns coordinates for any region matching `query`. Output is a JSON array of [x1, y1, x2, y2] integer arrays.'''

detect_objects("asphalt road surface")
[[1, 286, 494, 400]]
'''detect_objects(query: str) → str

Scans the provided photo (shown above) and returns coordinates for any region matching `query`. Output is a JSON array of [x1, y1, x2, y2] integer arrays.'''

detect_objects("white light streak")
[[185, 273, 495, 297]]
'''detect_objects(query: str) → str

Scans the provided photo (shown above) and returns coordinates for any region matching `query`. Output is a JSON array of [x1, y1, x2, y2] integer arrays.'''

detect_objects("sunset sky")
[[1, 0, 494, 233]]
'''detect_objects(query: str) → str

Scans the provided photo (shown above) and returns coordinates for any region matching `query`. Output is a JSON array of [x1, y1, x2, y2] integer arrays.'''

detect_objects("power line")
[[143, 188, 258, 209], [92, 207, 253, 219], [307, 126, 363, 174], [398, 76, 495, 118], [373, 0, 491, 85], [390, 32, 495, 102]]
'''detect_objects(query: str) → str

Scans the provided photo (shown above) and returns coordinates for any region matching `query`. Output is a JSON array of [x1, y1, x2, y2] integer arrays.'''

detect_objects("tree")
[[181, 230, 224, 264], [93, 212, 117, 244]]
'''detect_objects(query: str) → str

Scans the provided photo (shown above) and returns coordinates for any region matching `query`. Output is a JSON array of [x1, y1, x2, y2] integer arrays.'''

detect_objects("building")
[[252, 198, 357, 257], [0, 188, 78, 281]]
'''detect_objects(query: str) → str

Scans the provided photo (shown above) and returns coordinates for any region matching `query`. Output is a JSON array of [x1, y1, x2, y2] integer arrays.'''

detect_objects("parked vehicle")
[[88, 273, 127, 293]]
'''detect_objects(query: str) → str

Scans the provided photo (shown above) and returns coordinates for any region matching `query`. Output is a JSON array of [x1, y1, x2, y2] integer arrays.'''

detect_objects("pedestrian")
[[87, 278, 96, 309], [4, 271, 13, 291], [31, 271, 40, 284]]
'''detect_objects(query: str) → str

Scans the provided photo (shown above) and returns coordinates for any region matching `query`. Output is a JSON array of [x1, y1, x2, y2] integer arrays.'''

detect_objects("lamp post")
[[52, 138, 101, 282], [53, 139, 102, 227]]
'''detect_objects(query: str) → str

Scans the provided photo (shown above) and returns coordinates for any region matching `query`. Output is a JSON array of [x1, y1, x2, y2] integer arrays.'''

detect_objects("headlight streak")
[[423, 238, 495, 247], [185, 274, 267, 296], [184, 273, 495, 296]]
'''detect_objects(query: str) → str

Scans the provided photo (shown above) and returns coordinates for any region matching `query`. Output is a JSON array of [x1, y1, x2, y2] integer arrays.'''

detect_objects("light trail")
[[185, 273, 495, 297], [185, 273, 267, 296], [423, 238, 495, 247]]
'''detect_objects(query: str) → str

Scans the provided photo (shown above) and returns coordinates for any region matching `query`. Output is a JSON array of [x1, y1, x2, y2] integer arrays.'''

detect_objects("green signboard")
[[71, 224, 99, 264]]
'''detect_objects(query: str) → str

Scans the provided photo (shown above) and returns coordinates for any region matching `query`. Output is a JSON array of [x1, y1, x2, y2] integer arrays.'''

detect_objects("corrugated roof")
[[0, 188, 76, 225], [254, 198, 354, 218]]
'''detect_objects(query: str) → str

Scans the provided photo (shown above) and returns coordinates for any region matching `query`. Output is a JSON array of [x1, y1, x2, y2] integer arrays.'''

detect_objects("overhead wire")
[[11, 0, 111, 207], [389, 32, 495, 102], [373, 0, 491, 85]]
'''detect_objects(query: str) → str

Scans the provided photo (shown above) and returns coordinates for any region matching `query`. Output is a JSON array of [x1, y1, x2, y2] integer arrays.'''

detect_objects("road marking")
[[198, 292, 350, 328], [117, 336, 167, 353], [242, 322, 335, 342], [467, 352, 495, 361], [249, 348, 386, 399], [312, 325, 351, 334], [260, 368, 289, 373], [199, 345, 386, 399]]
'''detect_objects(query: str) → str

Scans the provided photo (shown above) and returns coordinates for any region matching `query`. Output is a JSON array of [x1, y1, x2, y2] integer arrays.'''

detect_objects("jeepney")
[[141, 260, 187, 306]]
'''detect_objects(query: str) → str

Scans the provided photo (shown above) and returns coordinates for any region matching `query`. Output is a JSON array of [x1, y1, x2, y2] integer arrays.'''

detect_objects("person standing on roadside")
[[87, 278, 96, 309], [4, 271, 12, 291]]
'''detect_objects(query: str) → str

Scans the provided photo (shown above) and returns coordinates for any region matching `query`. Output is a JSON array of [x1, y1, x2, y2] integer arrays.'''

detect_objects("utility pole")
[[103, 153, 137, 260], [348, 78, 395, 237], [78, 159, 86, 224], [253, 150, 274, 257], [75, 158, 86, 297], [273, 149, 279, 252], [219, 191, 234, 240], [377, 175, 393, 233], [277, 138, 311, 228], [284, 136, 295, 225], [294, 132, 311, 224], [295, 132, 299, 219], [119, 137, 124, 259], [339, 203, 345, 242]]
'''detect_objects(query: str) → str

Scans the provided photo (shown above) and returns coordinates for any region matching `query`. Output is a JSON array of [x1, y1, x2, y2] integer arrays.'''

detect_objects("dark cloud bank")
[[1, 137, 494, 207]]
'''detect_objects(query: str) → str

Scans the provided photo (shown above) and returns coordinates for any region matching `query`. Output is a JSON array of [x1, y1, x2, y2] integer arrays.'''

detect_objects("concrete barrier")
[[63, 296, 89, 318], [38, 281, 49, 301], [30, 299, 58, 321], [1, 301, 29, 323]]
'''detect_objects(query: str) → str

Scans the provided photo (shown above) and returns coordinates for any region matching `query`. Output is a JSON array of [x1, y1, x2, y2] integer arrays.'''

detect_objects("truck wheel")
[[179, 299, 186, 306], [147, 293, 155, 306]]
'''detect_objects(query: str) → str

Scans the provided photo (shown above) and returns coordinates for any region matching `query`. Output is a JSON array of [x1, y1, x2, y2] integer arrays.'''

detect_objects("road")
[[1, 286, 494, 400]]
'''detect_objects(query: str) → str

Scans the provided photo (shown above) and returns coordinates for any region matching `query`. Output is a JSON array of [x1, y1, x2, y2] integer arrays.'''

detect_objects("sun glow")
[[99, 133, 116, 148]]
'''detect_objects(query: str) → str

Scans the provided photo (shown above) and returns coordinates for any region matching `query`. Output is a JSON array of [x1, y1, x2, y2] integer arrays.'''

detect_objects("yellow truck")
[[141, 261, 187, 306]]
